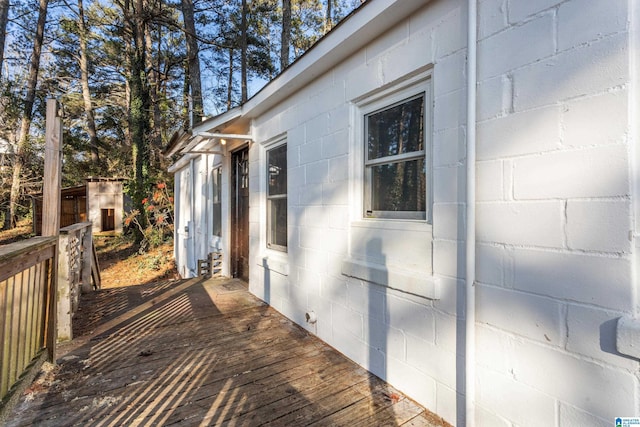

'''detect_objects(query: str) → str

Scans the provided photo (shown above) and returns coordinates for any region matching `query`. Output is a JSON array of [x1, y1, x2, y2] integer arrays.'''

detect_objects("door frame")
[[230, 145, 250, 281]]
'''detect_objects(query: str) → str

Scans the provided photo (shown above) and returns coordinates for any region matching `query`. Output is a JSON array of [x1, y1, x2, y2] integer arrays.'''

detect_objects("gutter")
[[465, 1, 477, 426]]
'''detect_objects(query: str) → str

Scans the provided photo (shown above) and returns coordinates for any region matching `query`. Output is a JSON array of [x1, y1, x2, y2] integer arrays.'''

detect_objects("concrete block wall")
[[250, 0, 467, 424], [475, 0, 638, 425], [247, 0, 639, 425]]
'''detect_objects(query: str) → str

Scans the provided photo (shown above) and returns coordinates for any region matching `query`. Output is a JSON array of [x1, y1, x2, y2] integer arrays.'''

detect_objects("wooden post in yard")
[[42, 99, 62, 361]]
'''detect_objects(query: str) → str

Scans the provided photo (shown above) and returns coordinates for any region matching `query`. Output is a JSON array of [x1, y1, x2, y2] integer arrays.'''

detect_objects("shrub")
[[124, 182, 174, 252]]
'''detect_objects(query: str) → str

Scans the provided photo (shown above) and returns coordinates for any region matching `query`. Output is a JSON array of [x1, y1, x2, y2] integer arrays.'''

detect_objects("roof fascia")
[[193, 107, 243, 134], [164, 129, 192, 157]]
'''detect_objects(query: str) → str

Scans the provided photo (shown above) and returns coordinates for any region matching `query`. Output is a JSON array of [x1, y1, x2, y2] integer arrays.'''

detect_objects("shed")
[[32, 177, 126, 235]]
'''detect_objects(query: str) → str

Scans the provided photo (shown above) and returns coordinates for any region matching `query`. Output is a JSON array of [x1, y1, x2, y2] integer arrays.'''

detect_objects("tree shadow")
[[7, 277, 436, 426]]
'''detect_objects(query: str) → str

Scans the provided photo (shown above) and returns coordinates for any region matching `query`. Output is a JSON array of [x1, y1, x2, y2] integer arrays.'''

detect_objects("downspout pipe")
[[204, 154, 210, 258], [465, 0, 477, 426], [617, 0, 640, 358], [190, 158, 197, 277]]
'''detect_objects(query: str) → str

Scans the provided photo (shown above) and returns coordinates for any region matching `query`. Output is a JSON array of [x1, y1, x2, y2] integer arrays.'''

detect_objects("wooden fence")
[[0, 237, 58, 410]]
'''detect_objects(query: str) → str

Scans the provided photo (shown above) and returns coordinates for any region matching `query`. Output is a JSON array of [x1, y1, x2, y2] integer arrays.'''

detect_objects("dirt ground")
[[93, 235, 178, 288], [0, 219, 34, 245], [0, 220, 178, 289]]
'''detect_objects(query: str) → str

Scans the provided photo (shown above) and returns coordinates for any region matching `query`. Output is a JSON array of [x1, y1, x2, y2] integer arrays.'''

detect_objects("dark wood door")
[[231, 147, 250, 281]]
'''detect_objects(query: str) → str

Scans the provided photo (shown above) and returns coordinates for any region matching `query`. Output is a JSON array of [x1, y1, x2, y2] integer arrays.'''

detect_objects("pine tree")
[[6, 0, 49, 229]]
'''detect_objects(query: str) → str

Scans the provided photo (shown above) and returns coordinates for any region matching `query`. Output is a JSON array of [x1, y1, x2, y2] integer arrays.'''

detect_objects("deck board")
[[4, 277, 452, 427]]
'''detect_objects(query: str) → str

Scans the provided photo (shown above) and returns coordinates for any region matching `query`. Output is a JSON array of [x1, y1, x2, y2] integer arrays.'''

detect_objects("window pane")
[[367, 95, 424, 161], [268, 198, 287, 248], [370, 158, 426, 212], [268, 144, 287, 196]]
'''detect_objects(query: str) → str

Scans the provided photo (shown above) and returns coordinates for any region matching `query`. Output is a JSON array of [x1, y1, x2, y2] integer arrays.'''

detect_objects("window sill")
[[351, 219, 432, 232], [257, 252, 289, 276], [341, 258, 440, 300]]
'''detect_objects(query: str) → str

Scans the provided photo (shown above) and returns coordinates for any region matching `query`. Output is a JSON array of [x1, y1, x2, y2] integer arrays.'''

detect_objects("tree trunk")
[[145, 16, 162, 162], [183, 57, 190, 128], [181, 0, 203, 124], [0, 0, 9, 74], [325, 0, 332, 32], [240, 0, 247, 103], [77, 0, 99, 164], [227, 48, 233, 110], [126, 0, 150, 239], [7, 0, 48, 229], [280, 0, 291, 71]]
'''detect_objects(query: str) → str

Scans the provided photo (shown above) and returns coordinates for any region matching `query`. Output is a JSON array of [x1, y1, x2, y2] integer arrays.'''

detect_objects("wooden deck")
[[4, 277, 451, 427]]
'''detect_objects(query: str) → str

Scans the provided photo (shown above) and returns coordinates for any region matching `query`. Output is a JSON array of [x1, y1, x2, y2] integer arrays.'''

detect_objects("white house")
[[166, 0, 640, 425]]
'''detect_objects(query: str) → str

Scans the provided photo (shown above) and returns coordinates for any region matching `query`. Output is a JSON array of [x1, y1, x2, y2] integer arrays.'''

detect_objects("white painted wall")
[[86, 180, 124, 234], [243, 0, 640, 425], [474, 0, 637, 425], [174, 166, 191, 277], [249, 0, 465, 423], [173, 154, 225, 278]]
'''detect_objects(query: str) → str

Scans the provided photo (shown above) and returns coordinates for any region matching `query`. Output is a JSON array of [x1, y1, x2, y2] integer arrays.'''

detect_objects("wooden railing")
[[0, 237, 57, 409], [57, 222, 97, 342]]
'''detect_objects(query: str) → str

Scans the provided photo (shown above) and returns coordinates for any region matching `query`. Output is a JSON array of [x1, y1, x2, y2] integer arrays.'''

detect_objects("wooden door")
[[231, 147, 250, 281]]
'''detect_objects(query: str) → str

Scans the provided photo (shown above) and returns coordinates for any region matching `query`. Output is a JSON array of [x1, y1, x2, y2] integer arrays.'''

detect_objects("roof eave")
[[241, 0, 430, 120]]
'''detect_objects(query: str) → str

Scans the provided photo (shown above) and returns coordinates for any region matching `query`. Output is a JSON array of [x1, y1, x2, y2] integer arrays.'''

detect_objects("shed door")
[[231, 147, 249, 281], [101, 208, 115, 231]]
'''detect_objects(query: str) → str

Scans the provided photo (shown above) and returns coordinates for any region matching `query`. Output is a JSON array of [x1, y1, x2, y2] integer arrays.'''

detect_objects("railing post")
[[56, 231, 72, 342], [42, 99, 62, 361], [80, 224, 93, 293], [42, 100, 62, 236]]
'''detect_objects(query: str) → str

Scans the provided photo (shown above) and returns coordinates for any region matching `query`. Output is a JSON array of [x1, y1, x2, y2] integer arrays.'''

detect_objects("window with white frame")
[[266, 143, 287, 251], [363, 89, 427, 220], [342, 73, 435, 298], [212, 166, 222, 237]]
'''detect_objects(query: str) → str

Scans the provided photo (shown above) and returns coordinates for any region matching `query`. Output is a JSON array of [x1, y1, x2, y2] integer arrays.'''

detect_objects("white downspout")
[[629, 0, 640, 322], [190, 158, 197, 276], [204, 154, 210, 256], [616, 0, 640, 361], [465, 0, 477, 426]]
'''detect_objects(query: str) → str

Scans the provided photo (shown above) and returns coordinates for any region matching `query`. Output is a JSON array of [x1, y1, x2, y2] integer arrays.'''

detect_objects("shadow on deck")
[[5, 277, 451, 426]]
